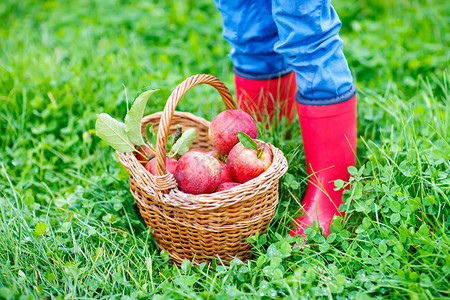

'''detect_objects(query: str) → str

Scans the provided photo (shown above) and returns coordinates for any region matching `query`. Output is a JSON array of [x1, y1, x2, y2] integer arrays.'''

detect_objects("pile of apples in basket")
[[95, 90, 273, 195]]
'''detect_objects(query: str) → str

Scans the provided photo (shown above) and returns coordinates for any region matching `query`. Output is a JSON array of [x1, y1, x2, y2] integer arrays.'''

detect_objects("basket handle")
[[155, 74, 237, 180]]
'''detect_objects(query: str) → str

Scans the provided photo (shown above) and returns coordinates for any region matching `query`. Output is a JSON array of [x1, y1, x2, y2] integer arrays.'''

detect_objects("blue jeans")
[[214, 0, 356, 105]]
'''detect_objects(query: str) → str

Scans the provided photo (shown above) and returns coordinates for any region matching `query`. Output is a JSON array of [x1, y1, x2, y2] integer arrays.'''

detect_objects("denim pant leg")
[[271, 0, 356, 104], [213, 0, 291, 78]]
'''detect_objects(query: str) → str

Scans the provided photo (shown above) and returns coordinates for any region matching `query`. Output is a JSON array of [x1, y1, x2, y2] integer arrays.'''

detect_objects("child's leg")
[[213, 0, 297, 123], [270, 0, 357, 237]]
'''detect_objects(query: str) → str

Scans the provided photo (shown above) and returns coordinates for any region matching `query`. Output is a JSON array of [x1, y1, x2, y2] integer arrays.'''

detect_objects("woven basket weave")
[[117, 74, 288, 264]]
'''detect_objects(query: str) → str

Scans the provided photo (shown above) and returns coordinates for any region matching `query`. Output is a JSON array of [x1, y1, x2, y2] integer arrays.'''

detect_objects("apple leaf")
[[238, 132, 258, 150], [124, 89, 158, 146], [145, 122, 157, 146], [170, 128, 197, 157], [166, 135, 174, 153], [95, 113, 135, 153]]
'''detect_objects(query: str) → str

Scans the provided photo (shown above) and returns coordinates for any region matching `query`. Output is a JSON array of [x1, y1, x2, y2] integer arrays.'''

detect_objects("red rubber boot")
[[234, 72, 297, 123], [290, 95, 357, 237]]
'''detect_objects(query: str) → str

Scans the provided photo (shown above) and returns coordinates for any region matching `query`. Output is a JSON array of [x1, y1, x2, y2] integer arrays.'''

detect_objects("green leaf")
[[279, 241, 292, 257], [418, 223, 429, 236], [273, 269, 283, 280], [124, 90, 157, 146], [238, 132, 258, 150], [334, 179, 345, 191], [57, 222, 71, 233], [313, 235, 326, 243], [348, 166, 358, 176], [389, 200, 401, 213], [319, 242, 330, 252], [0, 287, 13, 299], [160, 250, 170, 262], [95, 113, 135, 153], [390, 213, 401, 224], [166, 135, 174, 153], [45, 271, 56, 283], [379, 241, 388, 253], [33, 222, 48, 238], [175, 275, 198, 287], [352, 182, 363, 200], [258, 233, 267, 245], [256, 255, 266, 269], [181, 259, 191, 274], [113, 271, 131, 287], [145, 123, 155, 145], [327, 233, 337, 243], [170, 128, 197, 156], [419, 273, 433, 287], [266, 244, 281, 259], [247, 235, 257, 244]]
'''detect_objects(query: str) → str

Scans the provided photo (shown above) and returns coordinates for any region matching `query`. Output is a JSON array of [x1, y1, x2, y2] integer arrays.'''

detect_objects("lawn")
[[0, 0, 449, 299]]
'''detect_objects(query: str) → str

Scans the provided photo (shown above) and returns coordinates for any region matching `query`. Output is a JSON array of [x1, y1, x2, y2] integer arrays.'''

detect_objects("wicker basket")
[[117, 74, 288, 265]]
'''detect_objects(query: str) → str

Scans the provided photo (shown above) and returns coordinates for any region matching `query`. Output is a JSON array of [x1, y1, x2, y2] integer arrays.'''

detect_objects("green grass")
[[0, 0, 449, 299]]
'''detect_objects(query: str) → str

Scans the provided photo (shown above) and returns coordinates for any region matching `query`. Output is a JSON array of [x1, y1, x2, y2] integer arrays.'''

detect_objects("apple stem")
[[256, 142, 265, 159], [217, 153, 227, 163], [136, 144, 155, 161], [221, 154, 228, 164], [173, 125, 183, 144]]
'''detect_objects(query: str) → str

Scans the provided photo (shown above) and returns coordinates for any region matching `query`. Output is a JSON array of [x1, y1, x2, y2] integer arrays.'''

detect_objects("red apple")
[[218, 161, 233, 184], [207, 152, 231, 184], [189, 147, 208, 153], [209, 110, 257, 154], [174, 151, 221, 195], [215, 182, 241, 192], [134, 144, 155, 165], [228, 140, 273, 183], [145, 157, 178, 176]]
